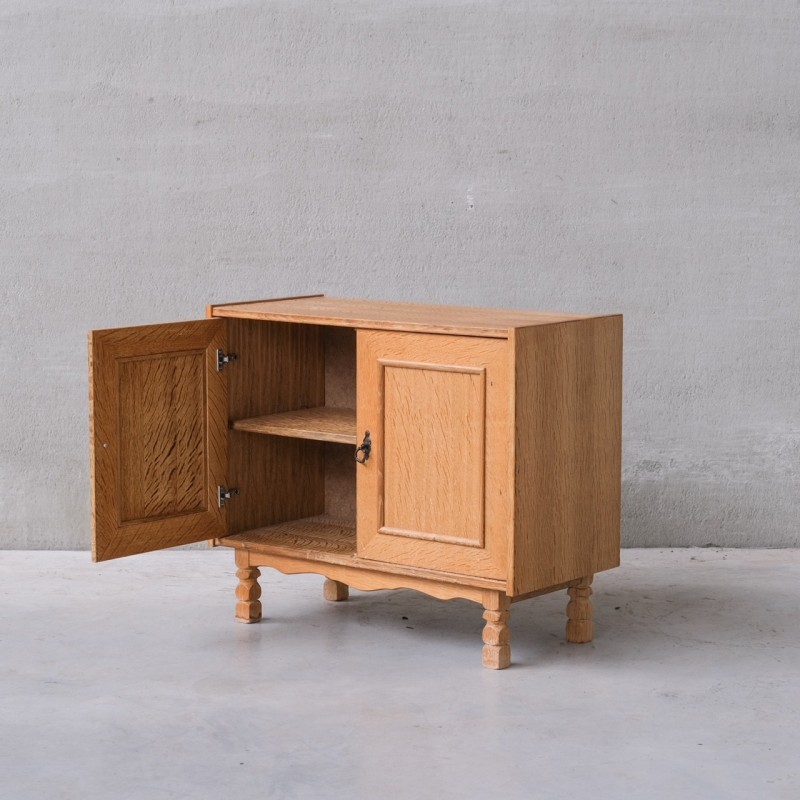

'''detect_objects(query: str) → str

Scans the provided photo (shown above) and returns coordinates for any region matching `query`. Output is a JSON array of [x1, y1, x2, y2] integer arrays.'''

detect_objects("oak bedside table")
[[90, 294, 622, 669]]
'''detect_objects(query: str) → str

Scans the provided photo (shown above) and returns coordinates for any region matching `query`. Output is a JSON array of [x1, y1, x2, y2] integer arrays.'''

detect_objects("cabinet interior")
[[224, 319, 356, 555]]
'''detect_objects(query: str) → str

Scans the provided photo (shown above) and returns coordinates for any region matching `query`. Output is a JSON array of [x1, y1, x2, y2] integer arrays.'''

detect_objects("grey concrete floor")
[[1, 548, 798, 800]]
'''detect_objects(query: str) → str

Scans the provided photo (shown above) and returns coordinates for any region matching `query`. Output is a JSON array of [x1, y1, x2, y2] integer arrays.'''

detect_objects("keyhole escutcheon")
[[355, 431, 372, 464]]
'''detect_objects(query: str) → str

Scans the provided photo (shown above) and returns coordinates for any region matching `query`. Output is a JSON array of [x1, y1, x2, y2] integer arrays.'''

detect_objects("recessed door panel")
[[357, 331, 511, 579], [118, 352, 207, 522], [90, 320, 227, 561], [382, 362, 485, 546]]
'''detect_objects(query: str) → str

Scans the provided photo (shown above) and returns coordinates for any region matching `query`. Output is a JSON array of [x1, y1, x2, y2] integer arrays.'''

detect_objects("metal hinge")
[[218, 486, 239, 507], [217, 349, 238, 372]]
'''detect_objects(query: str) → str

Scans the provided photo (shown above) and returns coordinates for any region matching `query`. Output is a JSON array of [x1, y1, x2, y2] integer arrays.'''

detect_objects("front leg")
[[235, 552, 262, 623], [482, 591, 511, 669], [566, 575, 593, 643]]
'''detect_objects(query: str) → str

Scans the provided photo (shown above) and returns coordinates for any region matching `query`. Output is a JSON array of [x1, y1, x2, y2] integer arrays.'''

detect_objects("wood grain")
[[510, 316, 622, 595], [356, 330, 512, 579], [224, 515, 357, 557], [211, 295, 595, 338], [118, 352, 206, 521], [242, 549, 499, 604], [221, 517, 506, 591], [225, 319, 325, 535], [323, 442, 357, 523], [207, 293, 324, 317], [324, 326, 357, 408], [323, 579, 349, 601], [482, 591, 511, 669], [566, 575, 594, 643], [322, 327, 358, 523], [231, 407, 356, 444], [91, 299, 621, 667], [234, 550, 262, 623], [90, 320, 227, 562], [382, 362, 485, 546]]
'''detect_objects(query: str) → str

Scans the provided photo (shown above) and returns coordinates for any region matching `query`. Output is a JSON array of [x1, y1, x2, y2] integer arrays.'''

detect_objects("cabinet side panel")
[[227, 320, 325, 534], [511, 317, 622, 595]]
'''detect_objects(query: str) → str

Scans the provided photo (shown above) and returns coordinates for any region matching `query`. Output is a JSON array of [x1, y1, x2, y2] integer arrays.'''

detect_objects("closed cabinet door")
[[356, 330, 511, 579], [90, 320, 228, 561]]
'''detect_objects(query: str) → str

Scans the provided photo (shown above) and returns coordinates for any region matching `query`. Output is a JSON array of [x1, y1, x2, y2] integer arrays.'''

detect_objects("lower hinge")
[[218, 486, 239, 507]]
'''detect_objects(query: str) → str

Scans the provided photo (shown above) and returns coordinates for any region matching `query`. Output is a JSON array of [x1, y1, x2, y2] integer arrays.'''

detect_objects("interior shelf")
[[221, 515, 356, 561], [231, 406, 357, 445]]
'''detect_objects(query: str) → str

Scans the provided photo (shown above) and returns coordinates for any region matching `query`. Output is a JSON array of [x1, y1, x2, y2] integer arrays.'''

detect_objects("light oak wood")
[[224, 516, 357, 557], [509, 581, 575, 603], [356, 330, 512, 579], [324, 326, 357, 408], [323, 442, 357, 525], [207, 293, 324, 317], [118, 354, 206, 520], [323, 579, 349, 601], [510, 316, 622, 595], [232, 407, 356, 444], [211, 295, 595, 338], [220, 518, 507, 590], [566, 575, 594, 643], [235, 551, 262, 623], [92, 295, 621, 669], [482, 592, 512, 670], [90, 320, 227, 562], [226, 319, 325, 535], [205, 304, 225, 552], [382, 361, 486, 546], [243, 549, 497, 604], [322, 327, 358, 522]]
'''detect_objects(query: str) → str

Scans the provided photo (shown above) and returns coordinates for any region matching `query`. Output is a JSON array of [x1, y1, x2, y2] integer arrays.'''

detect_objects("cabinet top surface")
[[210, 295, 613, 337]]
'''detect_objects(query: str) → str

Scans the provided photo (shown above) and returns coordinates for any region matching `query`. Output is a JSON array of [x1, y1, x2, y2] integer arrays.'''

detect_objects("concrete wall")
[[1, 1, 798, 549]]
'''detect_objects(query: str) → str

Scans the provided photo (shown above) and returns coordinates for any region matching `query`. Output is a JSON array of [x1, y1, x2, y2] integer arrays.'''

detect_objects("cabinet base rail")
[[233, 549, 594, 670]]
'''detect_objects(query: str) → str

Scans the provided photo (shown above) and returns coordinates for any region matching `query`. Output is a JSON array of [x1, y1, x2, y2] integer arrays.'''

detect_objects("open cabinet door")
[[90, 320, 228, 561]]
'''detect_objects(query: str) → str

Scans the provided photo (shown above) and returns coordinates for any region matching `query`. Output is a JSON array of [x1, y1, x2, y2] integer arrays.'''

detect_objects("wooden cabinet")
[[90, 295, 622, 669]]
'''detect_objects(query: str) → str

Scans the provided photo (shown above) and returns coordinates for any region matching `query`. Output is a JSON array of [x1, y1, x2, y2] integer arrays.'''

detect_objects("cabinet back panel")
[[229, 433, 324, 533], [323, 442, 356, 524], [324, 326, 356, 409], [322, 326, 357, 527], [226, 319, 325, 533], [226, 319, 323, 419]]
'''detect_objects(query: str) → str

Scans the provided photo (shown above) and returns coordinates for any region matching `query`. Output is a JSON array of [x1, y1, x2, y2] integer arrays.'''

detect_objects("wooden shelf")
[[221, 516, 356, 563], [219, 516, 508, 589], [231, 406, 356, 445]]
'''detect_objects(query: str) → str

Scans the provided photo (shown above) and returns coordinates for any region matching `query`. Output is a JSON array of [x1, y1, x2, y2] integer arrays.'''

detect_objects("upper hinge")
[[217, 349, 238, 371], [218, 486, 239, 507]]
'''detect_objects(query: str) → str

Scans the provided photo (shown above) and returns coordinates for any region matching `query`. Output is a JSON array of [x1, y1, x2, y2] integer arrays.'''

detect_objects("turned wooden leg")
[[323, 578, 349, 601], [482, 591, 511, 669], [566, 575, 594, 643], [235, 565, 262, 623]]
